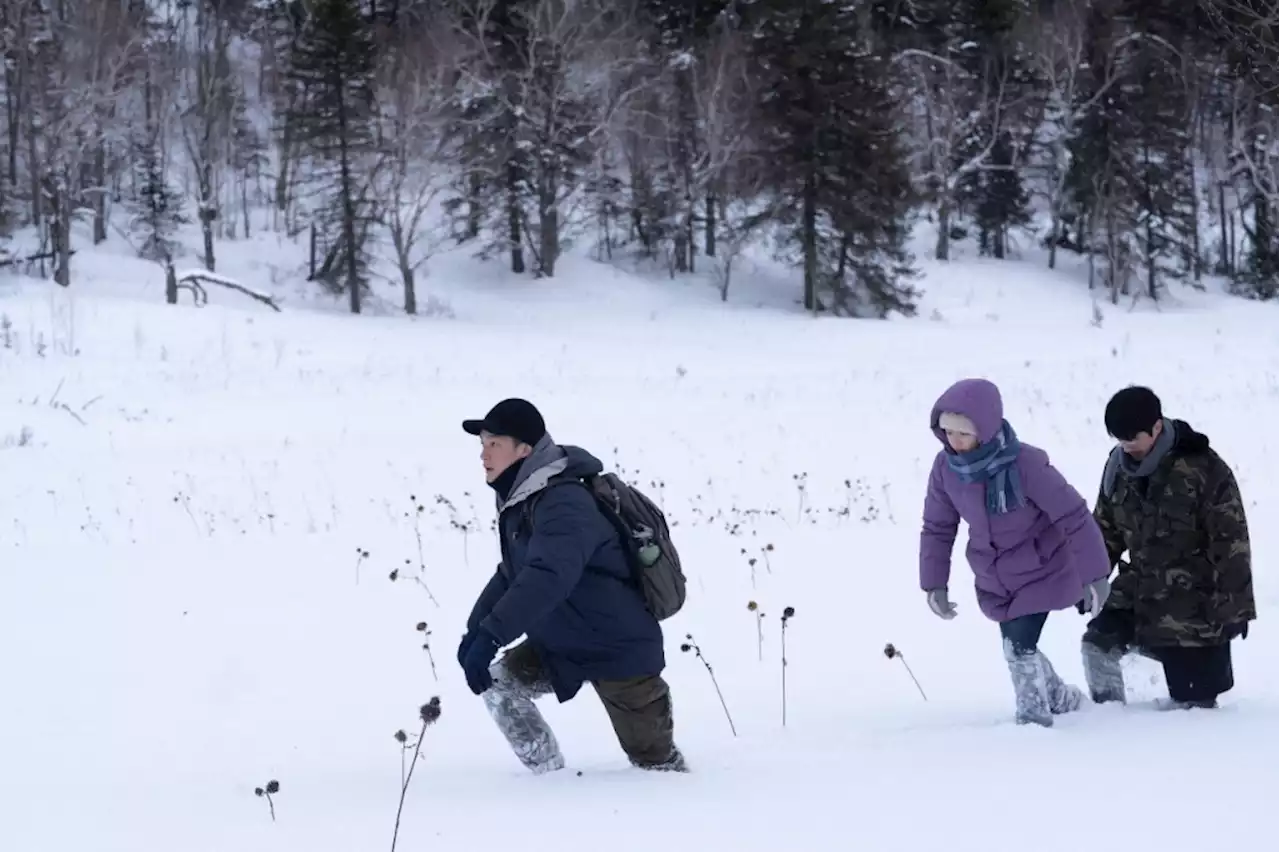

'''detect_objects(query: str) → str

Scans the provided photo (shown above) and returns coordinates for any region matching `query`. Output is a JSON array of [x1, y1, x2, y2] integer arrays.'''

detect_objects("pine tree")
[[969, 130, 1032, 257], [1065, 0, 1141, 298], [643, 0, 729, 46], [129, 13, 188, 302], [443, 0, 532, 274], [445, 0, 619, 278], [285, 0, 377, 313], [1125, 4, 1198, 299], [130, 131, 187, 268], [951, 0, 1035, 259], [747, 0, 918, 316], [635, 0, 734, 270]]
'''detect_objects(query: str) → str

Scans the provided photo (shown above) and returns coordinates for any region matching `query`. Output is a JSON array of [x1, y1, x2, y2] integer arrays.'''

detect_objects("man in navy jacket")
[[456, 398, 686, 774]]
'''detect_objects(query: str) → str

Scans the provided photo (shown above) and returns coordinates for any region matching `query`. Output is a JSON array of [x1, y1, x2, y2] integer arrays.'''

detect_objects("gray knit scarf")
[[1101, 418, 1176, 498]]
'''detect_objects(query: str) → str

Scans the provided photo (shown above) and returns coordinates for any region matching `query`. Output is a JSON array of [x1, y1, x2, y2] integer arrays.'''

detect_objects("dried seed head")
[[254, 787, 264, 797], [747, 600, 758, 612], [883, 643, 898, 659], [782, 606, 796, 620], [265, 780, 279, 794], [394, 729, 408, 743], [680, 643, 692, 653], [420, 696, 442, 725], [389, 569, 399, 581], [415, 622, 427, 631]]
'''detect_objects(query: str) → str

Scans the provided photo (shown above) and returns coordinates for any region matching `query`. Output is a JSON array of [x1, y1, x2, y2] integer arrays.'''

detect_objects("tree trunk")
[[935, 198, 951, 261], [336, 99, 361, 314], [466, 170, 481, 240], [199, 159, 216, 271], [704, 189, 717, 257], [401, 260, 417, 314], [92, 141, 107, 244], [802, 164, 818, 313], [538, 175, 558, 278], [506, 159, 525, 274], [1217, 182, 1229, 275], [54, 183, 71, 287], [6, 59, 19, 187]]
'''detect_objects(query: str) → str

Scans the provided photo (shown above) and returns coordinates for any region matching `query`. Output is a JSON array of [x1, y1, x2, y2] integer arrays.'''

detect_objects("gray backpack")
[[525, 472, 687, 621]]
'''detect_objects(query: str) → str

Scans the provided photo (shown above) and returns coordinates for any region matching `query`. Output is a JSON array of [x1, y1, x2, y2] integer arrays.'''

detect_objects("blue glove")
[[460, 628, 501, 695]]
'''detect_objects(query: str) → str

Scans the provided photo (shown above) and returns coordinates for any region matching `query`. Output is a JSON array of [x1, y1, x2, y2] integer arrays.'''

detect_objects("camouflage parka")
[[1093, 419, 1255, 648]]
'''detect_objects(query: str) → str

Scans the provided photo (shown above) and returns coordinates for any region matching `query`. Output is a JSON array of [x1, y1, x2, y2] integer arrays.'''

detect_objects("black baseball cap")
[[462, 398, 546, 446]]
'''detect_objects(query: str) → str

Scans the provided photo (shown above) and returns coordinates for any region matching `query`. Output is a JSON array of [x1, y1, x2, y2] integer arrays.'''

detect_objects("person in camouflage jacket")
[[1082, 386, 1255, 709]]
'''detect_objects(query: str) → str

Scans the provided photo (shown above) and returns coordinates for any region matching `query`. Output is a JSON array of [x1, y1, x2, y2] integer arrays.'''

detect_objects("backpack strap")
[[517, 479, 588, 538], [517, 478, 636, 584]]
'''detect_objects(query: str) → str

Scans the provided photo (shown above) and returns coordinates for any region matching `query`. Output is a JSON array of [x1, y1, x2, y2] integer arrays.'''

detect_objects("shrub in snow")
[[680, 634, 737, 737], [391, 697, 442, 852]]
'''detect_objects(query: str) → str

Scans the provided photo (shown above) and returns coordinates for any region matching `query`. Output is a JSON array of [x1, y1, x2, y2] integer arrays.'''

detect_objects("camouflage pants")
[[1082, 607, 1235, 706], [483, 641, 682, 773]]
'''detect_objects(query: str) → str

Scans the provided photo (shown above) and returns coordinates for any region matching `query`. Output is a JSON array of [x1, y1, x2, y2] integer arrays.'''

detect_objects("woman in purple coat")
[[919, 378, 1112, 726]]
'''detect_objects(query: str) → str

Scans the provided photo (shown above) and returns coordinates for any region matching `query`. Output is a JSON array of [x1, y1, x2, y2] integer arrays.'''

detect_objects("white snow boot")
[[1038, 652, 1085, 715], [1004, 639, 1053, 727], [1081, 641, 1126, 704]]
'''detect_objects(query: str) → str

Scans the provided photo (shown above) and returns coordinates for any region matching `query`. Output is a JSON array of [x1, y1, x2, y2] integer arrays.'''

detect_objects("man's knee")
[[1083, 607, 1135, 654], [594, 675, 676, 766], [499, 641, 545, 682], [488, 641, 554, 699]]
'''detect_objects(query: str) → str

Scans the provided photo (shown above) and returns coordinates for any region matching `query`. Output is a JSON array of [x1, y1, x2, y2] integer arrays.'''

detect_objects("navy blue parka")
[[465, 436, 665, 701]]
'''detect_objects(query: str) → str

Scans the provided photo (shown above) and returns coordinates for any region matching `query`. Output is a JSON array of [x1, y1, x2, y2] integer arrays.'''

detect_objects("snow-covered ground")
[[0, 227, 1277, 852]]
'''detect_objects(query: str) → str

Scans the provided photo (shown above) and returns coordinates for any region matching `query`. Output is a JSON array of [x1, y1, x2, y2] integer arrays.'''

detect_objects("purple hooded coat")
[[919, 379, 1110, 622]]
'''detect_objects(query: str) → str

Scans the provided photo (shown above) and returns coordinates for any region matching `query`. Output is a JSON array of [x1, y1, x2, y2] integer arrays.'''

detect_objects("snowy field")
[[0, 242, 1277, 852]]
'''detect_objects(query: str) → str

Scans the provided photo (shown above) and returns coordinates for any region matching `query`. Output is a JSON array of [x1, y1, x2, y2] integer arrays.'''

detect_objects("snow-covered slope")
[[0, 228, 1276, 852]]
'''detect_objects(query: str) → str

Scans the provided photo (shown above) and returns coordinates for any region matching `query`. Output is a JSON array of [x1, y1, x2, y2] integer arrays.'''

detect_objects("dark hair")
[[1104, 386, 1162, 440]]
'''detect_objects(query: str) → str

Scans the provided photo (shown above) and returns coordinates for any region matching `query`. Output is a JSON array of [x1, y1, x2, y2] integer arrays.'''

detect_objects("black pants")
[[1084, 608, 1234, 704], [1000, 611, 1049, 656]]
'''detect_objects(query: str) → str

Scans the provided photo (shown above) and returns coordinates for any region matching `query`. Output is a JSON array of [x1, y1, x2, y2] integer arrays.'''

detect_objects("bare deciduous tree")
[[1027, 3, 1141, 269], [452, 0, 644, 277], [27, 0, 143, 286], [688, 24, 762, 298], [898, 49, 1016, 261], [177, 0, 236, 271], [373, 25, 460, 314]]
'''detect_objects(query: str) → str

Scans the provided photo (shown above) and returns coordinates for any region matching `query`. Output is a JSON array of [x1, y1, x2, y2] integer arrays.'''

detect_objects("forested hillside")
[[0, 0, 1275, 316]]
